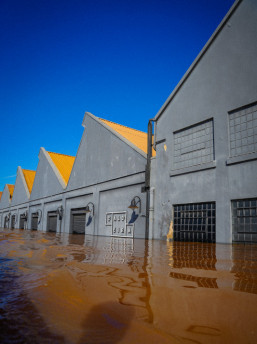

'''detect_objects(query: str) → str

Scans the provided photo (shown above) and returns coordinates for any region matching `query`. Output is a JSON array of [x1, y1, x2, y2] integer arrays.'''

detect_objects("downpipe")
[[145, 119, 155, 239]]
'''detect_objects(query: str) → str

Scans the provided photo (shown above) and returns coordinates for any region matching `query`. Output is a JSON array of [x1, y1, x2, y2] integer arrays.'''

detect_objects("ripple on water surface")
[[1, 229, 257, 343]]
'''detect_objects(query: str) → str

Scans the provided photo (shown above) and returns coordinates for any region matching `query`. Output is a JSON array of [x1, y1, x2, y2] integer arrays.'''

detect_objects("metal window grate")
[[173, 119, 214, 170], [232, 199, 257, 243], [229, 103, 257, 157], [173, 202, 216, 243]]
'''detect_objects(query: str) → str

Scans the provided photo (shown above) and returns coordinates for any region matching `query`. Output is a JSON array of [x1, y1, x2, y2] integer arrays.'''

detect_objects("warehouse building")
[[62, 112, 147, 238], [28, 148, 75, 232], [150, 0, 257, 243], [1, 0, 256, 244], [0, 113, 148, 239], [0, 184, 14, 228]]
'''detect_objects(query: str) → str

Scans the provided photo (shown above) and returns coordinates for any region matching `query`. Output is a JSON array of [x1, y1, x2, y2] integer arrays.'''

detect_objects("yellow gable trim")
[[99, 118, 156, 157], [48, 152, 75, 185], [22, 169, 36, 194]]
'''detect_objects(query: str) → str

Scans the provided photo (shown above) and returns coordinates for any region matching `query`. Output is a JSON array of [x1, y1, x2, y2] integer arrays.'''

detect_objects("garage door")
[[232, 199, 257, 243], [173, 202, 216, 243], [47, 212, 57, 232], [19, 215, 26, 229], [4, 216, 9, 229], [71, 208, 86, 234], [11, 215, 16, 229], [31, 213, 39, 230]]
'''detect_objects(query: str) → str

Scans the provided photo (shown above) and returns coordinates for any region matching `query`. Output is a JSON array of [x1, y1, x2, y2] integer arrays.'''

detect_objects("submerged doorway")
[[47, 211, 58, 232], [71, 208, 86, 234]]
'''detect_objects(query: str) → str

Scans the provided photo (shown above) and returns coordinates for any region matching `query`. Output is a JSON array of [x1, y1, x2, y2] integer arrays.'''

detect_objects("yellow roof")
[[48, 152, 75, 185], [99, 118, 156, 157], [7, 184, 14, 198], [22, 169, 36, 193], [0, 191, 2, 200]]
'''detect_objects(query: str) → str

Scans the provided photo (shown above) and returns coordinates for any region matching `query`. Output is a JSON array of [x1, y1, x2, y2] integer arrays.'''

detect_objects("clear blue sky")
[[0, 0, 235, 191]]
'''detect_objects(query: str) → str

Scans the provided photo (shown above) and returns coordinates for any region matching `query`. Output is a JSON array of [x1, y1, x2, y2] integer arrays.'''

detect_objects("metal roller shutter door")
[[11, 215, 15, 229], [72, 213, 86, 234], [47, 213, 57, 232], [19, 215, 26, 229], [31, 214, 38, 230]]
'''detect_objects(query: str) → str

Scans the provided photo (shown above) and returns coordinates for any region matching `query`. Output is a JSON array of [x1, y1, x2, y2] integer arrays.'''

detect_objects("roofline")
[[47, 151, 75, 158], [41, 148, 67, 189], [83, 112, 147, 159], [19, 166, 30, 199], [154, 0, 242, 122], [22, 168, 36, 173]]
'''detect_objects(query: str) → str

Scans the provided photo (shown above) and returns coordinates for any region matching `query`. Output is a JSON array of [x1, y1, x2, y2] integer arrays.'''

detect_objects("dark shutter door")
[[20, 215, 25, 229], [11, 215, 15, 229], [72, 213, 86, 234], [31, 214, 38, 230], [47, 213, 57, 232]]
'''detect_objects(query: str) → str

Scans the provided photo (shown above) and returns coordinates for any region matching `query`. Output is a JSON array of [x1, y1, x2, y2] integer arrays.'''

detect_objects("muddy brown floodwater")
[[0, 229, 257, 343]]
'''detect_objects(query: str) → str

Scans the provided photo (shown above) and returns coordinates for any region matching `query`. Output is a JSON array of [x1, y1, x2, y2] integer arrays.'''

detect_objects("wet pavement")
[[0, 228, 257, 343]]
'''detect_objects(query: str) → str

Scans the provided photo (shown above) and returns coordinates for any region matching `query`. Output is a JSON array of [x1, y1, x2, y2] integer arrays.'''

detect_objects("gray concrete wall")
[[11, 167, 30, 207], [0, 185, 11, 210], [67, 114, 146, 191], [1, 112, 148, 239], [99, 183, 146, 238], [30, 148, 64, 201], [152, 0, 257, 242]]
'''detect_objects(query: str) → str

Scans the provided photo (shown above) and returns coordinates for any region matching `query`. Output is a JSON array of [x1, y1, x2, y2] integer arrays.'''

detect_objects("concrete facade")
[[151, 0, 257, 243], [1, 0, 256, 243], [0, 113, 147, 238]]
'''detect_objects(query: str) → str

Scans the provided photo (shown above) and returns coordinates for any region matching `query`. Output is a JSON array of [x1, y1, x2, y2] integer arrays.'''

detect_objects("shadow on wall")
[[78, 301, 134, 344]]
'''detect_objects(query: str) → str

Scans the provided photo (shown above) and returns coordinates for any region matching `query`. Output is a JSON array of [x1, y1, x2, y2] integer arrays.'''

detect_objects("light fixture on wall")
[[57, 205, 64, 220], [24, 211, 28, 221], [85, 202, 94, 226], [85, 202, 94, 215], [128, 196, 141, 213]]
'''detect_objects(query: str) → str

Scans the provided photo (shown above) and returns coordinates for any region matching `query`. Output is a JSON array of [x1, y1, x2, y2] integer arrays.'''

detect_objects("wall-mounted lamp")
[[85, 202, 94, 215], [57, 205, 64, 220], [23, 211, 28, 221], [128, 196, 141, 214], [85, 202, 94, 226], [7, 213, 11, 222]]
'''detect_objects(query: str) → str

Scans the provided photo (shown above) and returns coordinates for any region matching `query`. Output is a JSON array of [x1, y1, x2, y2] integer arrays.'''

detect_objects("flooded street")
[[0, 229, 257, 343]]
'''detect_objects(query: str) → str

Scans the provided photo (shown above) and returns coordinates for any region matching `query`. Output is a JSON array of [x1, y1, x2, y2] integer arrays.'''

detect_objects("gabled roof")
[[154, 0, 242, 121], [48, 152, 75, 185], [98, 118, 156, 157], [22, 169, 36, 194], [0, 191, 2, 200], [7, 184, 14, 199]]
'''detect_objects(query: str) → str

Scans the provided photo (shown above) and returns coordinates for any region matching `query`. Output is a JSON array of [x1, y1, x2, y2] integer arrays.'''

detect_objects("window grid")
[[232, 199, 257, 242], [173, 120, 214, 170], [173, 202, 216, 243], [229, 103, 257, 158]]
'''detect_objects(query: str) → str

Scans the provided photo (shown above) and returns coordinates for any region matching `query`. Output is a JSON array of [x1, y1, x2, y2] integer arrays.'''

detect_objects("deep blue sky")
[[0, 0, 235, 191]]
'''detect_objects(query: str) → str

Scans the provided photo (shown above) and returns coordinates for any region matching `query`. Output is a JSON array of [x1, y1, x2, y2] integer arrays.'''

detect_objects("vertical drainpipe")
[[145, 119, 155, 239]]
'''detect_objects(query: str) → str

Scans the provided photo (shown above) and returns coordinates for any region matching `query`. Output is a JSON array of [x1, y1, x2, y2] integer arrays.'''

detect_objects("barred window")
[[229, 103, 257, 158], [232, 199, 257, 243], [173, 119, 214, 170], [173, 202, 215, 243]]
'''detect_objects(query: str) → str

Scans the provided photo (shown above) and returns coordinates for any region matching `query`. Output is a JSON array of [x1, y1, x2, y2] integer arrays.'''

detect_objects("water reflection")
[[231, 244, 257, 294], [1, 229, 257, 343]]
